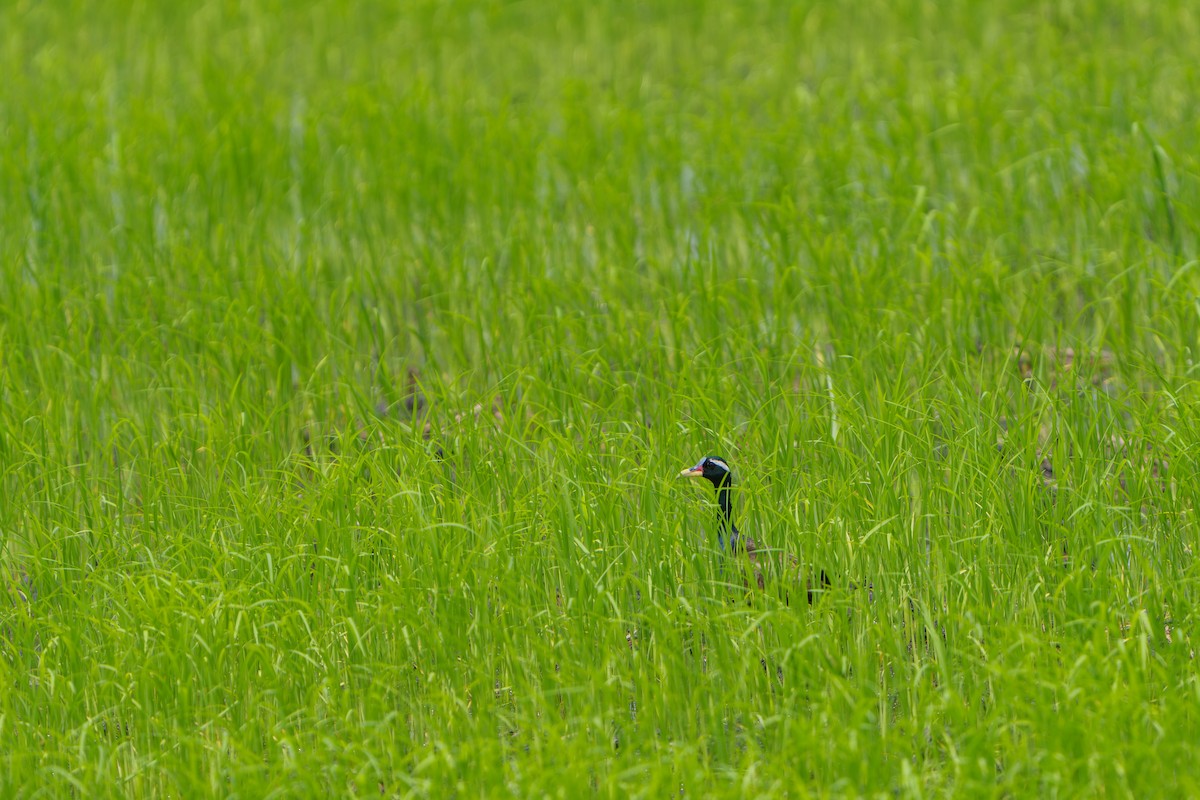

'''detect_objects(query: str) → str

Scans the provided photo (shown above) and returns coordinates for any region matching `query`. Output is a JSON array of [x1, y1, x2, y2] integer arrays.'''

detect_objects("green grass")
[[2, 0, 1200, 796]]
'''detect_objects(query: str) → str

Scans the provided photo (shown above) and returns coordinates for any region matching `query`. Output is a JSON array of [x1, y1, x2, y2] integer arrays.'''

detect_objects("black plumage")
[[681, 456, 830, 602]]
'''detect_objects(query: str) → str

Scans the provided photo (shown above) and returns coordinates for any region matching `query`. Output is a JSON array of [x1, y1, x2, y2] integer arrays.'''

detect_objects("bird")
[[680, 455, 830, 603], [679, 456, 742, 552]]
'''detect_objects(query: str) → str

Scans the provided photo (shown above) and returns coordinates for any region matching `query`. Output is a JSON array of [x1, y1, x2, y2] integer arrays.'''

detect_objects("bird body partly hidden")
[[681, 456, 829, 603]]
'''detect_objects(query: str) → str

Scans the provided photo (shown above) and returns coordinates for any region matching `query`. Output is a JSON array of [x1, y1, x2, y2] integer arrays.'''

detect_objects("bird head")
[[679, 456, 733, 489]]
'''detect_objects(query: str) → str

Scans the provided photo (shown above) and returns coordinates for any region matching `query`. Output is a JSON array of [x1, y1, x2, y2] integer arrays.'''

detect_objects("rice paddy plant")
[[2, 0, 1200, 796]]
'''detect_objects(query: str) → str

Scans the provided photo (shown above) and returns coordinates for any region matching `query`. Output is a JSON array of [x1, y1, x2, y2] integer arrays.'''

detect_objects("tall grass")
[[2, 0, 1199, 796]]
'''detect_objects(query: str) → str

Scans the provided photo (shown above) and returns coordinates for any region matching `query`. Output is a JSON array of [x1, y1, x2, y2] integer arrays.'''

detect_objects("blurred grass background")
[[2, 0, 1199, 796]]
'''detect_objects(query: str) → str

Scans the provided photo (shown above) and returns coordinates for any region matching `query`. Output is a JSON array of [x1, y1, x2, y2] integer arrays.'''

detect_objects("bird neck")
[[716, 484, 737, 535]]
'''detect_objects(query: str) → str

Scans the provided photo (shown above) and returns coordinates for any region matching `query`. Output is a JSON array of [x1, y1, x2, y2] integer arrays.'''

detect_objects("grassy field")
[[2, 0, 1200, 796]]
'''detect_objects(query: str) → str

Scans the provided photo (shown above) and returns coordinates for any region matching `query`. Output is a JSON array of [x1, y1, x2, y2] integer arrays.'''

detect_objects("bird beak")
[[680, 465, 704, 477]]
